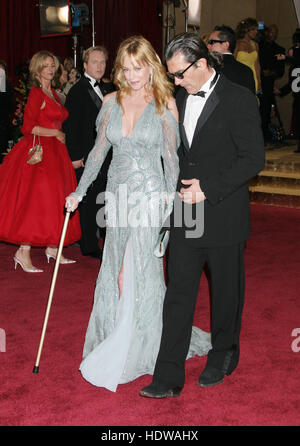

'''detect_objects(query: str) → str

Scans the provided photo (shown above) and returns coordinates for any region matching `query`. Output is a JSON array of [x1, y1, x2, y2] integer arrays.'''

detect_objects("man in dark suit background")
[[63, 46, 114, 258], [140, 33, 265, 398], [275, 29, 300, 153], [259, 25, 285, 143], [207, 25, 255, 93]]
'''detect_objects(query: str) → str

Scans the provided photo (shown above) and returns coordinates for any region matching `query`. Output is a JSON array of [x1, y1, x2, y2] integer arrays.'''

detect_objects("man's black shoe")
[[140, 383, 182, 398], [198, 365, 226, 388]]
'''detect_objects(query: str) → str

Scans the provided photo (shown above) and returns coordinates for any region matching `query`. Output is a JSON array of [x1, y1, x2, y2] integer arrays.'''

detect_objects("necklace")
[[41, 86, 61, 106], [42, 86, 55, 98]]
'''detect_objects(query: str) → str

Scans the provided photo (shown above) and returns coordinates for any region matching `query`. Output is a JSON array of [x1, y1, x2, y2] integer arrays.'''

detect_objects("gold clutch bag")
[[27, 133, 43, 165]]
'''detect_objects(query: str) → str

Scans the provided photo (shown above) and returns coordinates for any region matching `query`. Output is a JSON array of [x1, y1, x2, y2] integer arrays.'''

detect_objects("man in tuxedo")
[[275, 29, 300, 153], [207, 25, 255, 93], [259, 25, 285, 143], [63, 46, 114, 258], [140, 33, 265, 398]]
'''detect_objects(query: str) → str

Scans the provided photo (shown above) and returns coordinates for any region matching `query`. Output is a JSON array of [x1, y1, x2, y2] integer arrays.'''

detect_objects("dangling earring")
[[149, 71, 153, 87]]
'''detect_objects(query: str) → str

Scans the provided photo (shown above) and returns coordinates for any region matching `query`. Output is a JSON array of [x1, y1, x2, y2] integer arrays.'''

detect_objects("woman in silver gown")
[[66, 36, 211, 392]]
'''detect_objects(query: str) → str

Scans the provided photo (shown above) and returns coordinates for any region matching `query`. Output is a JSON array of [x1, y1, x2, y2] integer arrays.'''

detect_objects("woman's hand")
[[65, 195, 79, 212], [55, 130, 66, 144]]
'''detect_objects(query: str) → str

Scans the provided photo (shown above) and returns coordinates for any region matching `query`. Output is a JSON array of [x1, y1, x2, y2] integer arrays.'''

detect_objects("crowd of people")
[[0, 18, 294, 397], [1, 19, 298, 158]]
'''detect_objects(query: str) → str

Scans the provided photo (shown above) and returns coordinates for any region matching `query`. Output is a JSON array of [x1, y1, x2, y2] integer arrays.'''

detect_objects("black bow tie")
[[193, 90, 206, 97], [87, 77, 101, 88], [193, 72, 218, 97]]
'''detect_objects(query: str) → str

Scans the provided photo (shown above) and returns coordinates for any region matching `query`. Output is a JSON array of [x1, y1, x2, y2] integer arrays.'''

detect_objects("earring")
[[149, 71, 153, 86]]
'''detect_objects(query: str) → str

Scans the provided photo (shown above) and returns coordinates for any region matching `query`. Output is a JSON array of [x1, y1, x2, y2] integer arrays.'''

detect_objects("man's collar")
[[84, 72, 100, 84], [197, 69, 216, 94]]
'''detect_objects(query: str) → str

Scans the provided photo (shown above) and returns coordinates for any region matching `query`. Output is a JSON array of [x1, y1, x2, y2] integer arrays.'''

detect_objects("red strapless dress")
[[0, 87, 81, 246]]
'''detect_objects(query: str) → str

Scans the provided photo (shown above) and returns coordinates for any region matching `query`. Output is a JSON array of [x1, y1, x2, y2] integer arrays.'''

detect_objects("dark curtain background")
[[0, 0, 163, 82]]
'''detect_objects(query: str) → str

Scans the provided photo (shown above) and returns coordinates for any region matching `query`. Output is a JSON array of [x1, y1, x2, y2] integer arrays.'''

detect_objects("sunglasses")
[[167, 60, 197, 80], [207, 39, 226, 45]]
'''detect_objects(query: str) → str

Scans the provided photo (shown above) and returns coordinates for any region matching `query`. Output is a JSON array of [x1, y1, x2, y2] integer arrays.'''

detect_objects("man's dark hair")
[[165, 32, 222, 72], [213, 25, 236, 53]]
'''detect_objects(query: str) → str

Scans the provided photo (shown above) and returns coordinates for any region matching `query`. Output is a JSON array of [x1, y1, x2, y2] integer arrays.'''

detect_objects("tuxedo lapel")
[[88, 85, 102, 110], [190, 89, 220, 148], [177, 75, 227, 153], [83, 77, 102, 110], [178, 91, 189, 153]]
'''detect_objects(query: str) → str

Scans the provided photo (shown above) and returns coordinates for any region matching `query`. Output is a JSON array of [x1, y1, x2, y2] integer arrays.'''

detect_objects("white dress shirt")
[[84, 73, 104, 101], [0, 67, 6, 92], [184, 69, 219, 147]]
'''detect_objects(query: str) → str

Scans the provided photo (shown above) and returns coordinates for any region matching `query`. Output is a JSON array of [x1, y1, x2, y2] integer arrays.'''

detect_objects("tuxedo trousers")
[[260, 76, 276, 141], [153, 228, 246, 388]]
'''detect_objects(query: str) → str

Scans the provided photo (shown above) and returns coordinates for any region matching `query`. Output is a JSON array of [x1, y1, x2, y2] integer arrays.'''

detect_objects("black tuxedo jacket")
[[259, 40, 285, 80], [221, 54, 255, 93], [63, 76, 115, 162], [175, 74, 265, 248]]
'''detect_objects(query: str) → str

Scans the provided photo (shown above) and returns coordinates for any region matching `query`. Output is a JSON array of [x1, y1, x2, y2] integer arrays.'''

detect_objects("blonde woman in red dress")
[[0, 51, 81, 272]]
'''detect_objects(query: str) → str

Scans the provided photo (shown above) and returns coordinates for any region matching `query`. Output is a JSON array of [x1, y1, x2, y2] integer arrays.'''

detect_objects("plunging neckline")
[[41, 87, 62, 107], [120, 99, 153, 139]]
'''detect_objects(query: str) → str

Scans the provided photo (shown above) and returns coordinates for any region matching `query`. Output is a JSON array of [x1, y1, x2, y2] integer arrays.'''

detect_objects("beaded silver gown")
[[72, 96, 211, 391]]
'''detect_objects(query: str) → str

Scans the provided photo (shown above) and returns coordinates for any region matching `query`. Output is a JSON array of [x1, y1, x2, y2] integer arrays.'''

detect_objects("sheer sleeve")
[[71, 97, 114, 201], [161, 108, 180, 222], [21, 87, 43, 136]]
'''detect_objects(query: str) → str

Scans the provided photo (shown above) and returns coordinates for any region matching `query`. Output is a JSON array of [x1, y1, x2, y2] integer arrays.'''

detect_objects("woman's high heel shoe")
[[13, 257, 44, 273], [45, 249, 76, 264]]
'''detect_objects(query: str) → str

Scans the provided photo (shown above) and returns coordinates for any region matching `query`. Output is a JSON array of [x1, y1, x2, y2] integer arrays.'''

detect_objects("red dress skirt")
[[0, 87, 81, 246]]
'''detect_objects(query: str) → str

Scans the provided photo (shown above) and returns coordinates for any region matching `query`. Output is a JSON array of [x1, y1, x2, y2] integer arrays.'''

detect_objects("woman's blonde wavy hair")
[[29, 50, 60, 88], [113, 35, 174, 115]]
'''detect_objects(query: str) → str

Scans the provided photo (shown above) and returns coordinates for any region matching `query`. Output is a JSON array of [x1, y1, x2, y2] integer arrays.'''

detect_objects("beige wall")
[[199, 0, 256, 36], [163, 0, 298, 133]]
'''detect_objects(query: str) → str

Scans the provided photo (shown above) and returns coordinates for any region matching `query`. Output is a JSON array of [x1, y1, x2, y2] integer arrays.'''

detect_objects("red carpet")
[[0, 203, 300, 427]]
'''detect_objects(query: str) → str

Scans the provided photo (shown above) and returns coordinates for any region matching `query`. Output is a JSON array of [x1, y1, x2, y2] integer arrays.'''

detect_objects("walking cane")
[[33, 210, 71, 373]]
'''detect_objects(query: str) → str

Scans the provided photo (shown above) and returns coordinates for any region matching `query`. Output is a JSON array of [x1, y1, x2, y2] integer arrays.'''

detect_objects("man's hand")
[[72, 158, 85, 169], [179, 179, 206, 204], [274, 87, 281, 96]]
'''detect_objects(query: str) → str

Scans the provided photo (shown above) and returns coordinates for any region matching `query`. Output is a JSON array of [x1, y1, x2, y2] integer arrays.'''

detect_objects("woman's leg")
[[45, 246, 76, 264], [14, 245, 43, 272]]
